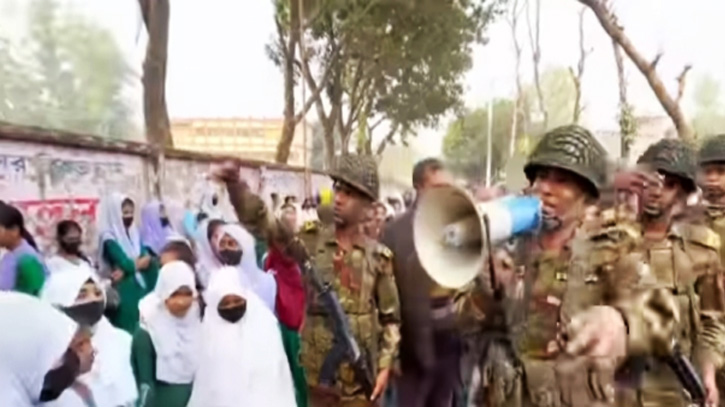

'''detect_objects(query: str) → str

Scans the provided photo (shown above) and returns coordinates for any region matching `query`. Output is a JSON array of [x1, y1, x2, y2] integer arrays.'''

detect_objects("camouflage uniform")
[[698, 135, 725, 407], [602, 139, 725, 407], [227, 155, 401, 407]]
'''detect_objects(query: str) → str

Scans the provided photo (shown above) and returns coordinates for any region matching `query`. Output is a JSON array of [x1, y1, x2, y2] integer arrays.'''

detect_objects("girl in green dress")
[[97, 193, 159, 333], [132, 260, 201, 407]]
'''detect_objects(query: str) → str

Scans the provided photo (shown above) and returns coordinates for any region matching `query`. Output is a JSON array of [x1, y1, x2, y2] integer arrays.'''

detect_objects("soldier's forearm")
[[225, 180, 273, 240], [614, 287, 679, 358], [694, 310, 725, 370], [377, 323, 400, 370]]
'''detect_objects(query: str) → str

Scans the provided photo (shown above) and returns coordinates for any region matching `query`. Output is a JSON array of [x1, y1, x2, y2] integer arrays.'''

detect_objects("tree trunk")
[[527, 0, 547, 129], [508, 0, 523, 158], [580, 0, 694, 141], [139, 0, 172, 149], [570, 8, 587, 124], [612, 39, 633, 158], [275, 1, 300, 164]]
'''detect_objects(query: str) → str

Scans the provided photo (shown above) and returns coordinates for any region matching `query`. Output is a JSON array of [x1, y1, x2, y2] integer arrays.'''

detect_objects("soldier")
[[698, 134, 725, 406], [213, 155, 401, 407], [564, 139, 725, 407], [474, 126, 696, 407]]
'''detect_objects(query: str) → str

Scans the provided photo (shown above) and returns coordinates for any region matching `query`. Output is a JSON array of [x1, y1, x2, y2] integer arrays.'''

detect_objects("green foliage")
[[0, 0, 136, 139], [442, 99, 517, 181], [691, 73, 725, 139], [269, 0, 504, 153]]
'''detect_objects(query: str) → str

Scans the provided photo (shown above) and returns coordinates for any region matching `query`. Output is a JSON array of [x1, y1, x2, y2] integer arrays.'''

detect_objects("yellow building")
[[171, 118, 312, 167]]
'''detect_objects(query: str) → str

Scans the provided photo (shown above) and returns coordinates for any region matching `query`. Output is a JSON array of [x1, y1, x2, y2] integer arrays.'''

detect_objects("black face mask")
[[218, 304, 246, 323], [59, 240, 82, 255], [63, 301, 105, 327], [219, 249, 243, 266], [39, 348, 80, 402], [122, 216, 134, 228], [160, 217, 171, 227]]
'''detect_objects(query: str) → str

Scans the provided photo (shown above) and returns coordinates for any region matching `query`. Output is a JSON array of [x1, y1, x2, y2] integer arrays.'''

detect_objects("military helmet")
[[330, 155, 379, 201], [698, 134, 725, 166], [524, 125, 608, 197], [637, 138, 697, 192]]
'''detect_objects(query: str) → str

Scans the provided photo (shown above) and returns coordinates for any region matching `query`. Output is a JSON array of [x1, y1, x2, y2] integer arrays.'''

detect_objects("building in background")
[[171, 118, 313, 167]]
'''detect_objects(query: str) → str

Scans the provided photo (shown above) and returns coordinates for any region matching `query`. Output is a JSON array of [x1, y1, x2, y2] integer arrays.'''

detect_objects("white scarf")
[[187, 267, 295, 407], [97, 193, 144, 287], [138, 261, 201, 384], [193, 219, 223, 290], [0, 292, 78, 407], [217, 223, 278, 314], [40, 268, 138, 407], [46, 255, 97, 278]]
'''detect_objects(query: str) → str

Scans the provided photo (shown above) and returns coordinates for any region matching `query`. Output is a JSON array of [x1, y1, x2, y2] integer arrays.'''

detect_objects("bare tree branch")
[[675, 64, 692, 106], [507, 0, 524, 158], [526, 0, 547, 129], [579, 0, 694, 141], [570, 7, 588, 124], [375, 123, 400, 156], [650, 52, 663, 70]]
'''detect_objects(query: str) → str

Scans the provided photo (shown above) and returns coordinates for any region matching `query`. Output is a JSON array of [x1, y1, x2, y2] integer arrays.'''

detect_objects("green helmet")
[[330, 155, 379, 201], [698, 134, 725, 166], [637, 138, 696, 192], [524, 125, 608, 197]]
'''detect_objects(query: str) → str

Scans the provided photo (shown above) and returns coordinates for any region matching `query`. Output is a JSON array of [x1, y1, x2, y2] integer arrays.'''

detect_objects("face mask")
[[63, 301, 105, 327], [160, 217, 171, 227], [39, 349, 80, 402], [122, 216, 134, 228], [219, 249, 243, 266], [218, 304, 246, 323], [60, 240, 82, 255]]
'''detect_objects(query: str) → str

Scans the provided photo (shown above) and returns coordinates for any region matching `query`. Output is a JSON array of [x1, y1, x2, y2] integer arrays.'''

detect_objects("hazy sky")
[[4, 0, 725, 157]]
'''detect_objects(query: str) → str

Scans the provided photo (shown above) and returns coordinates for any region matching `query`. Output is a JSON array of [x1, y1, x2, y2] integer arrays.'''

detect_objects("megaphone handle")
[[482, 214, 503, 301]]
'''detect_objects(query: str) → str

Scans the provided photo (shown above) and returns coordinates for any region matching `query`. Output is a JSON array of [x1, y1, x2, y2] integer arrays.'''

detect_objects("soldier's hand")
[[210, 160, 241, 183], [703, 361, 719, 407], [370, 368, 391, 401], [563, 306, 627, 365], [613, 169, 661, 196]]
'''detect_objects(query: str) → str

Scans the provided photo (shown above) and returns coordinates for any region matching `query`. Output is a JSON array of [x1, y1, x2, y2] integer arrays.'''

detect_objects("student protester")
[[41, 268, 138, 407], [187, 267, 295, 407], [0, 202, 48, 296], [132, 261, 202, 407], [97, 193, 160, 333], [0, 292, 95, 407], [46, 220, 95, 277]]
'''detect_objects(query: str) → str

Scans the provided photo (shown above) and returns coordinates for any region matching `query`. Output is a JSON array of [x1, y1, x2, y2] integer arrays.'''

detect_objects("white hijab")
[[187, 267, 295, 407], [0, 292, 78, 407], [46, 255, 97, 278], [217, 223, 277, 313], [97, 193, 144, 287], [40, 268, 138, 407], [193, 219, 223, 290], [138, 261, 201, 384]]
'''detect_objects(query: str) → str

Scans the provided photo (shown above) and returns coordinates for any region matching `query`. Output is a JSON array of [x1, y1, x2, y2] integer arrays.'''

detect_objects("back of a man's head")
[[412, 158, 445, 190]]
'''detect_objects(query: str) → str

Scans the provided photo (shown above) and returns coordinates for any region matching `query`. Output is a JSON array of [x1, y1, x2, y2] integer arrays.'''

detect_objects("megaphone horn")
[[413, 185, 541, 289]]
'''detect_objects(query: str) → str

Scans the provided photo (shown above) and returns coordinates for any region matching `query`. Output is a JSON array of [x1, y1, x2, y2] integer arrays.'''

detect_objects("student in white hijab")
[[132, 261, 201, 407], [40, 267, 138, 407], [192, 218, 225, 290], [215, 223, 277, 313], [187, 267, 295, 407], [0, 292, 94, 407]]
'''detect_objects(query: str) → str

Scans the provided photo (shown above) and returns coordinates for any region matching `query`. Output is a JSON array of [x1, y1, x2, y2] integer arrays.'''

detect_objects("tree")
[[579, 0, 694, 142], [569, 7, 589, 124], [1, 0, 136, 139], [138, 0, 172, 149], [525, 0, 547, 129], [523, 66, 576, 132], [442, 99, 519, 182], [506, 0, 526, 158], [691, 74, 725, 138], [270, 0, 504, 167]]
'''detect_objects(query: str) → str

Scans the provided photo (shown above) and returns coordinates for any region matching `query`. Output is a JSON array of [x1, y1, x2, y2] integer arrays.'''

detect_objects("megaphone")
[[413, 184, 541, 289]]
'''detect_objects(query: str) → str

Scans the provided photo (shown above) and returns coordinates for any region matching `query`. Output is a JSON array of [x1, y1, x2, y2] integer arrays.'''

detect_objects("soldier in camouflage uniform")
[[697, 134, 725, 407], [597, 139, 724, 407], [214, 155, 401, 407]]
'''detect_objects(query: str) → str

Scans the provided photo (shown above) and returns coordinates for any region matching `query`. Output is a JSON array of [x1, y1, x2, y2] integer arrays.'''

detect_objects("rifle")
[[663, 345, 706, 405], [298, 256, 376, 398]]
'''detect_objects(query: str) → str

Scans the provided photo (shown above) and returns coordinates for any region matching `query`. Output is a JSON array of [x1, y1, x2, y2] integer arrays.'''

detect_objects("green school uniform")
[[131, 328, 193, 407], [103, 241, 159, 333], [14, 254, 45, 296]]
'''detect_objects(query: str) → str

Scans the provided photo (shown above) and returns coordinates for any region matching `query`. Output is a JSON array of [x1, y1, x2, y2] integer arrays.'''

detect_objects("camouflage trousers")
[[477, 357, 615, 407], [308, 387, 380, 407]]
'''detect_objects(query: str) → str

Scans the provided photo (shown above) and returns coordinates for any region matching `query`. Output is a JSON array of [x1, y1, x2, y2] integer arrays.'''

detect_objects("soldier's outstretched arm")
[[373, 245, 402, 372], [695, 267, 725, 371]]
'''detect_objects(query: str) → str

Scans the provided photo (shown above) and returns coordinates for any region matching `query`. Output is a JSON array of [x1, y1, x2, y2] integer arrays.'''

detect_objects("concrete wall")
[[0, 122, 331, 256]]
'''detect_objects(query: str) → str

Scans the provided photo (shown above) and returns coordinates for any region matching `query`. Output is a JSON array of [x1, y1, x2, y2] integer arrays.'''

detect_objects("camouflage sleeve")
[[225, 180, 279, 243], [452, 279, 489, 332], [613, 287, 680, 357], [374, 245, 401, 371], [694, 253, 725, 370]]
